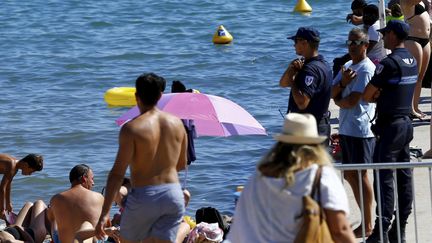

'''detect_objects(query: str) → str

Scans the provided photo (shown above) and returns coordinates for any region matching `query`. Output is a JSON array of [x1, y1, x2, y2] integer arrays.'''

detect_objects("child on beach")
[[0, 153, 43, 221]]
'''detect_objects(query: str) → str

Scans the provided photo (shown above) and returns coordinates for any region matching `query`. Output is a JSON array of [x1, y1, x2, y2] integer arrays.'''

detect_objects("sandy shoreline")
[[330, 88, 432, 242]]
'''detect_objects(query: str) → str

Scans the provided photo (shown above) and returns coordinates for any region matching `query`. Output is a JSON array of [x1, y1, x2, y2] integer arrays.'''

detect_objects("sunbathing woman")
[[0, 200, 48, 243], [401, 0, 431, 119]]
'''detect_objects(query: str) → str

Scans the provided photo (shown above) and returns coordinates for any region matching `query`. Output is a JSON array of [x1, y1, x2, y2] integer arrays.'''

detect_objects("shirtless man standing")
[[48, 164, 105, 243], [95, 73, 188, 243]]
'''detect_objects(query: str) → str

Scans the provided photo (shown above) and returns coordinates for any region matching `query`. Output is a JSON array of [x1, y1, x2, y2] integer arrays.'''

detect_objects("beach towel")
[[5, 211, 17, 226], [195, 207, 228, 238], [182, 119, 196, 165], [186, 222, 223, 243]]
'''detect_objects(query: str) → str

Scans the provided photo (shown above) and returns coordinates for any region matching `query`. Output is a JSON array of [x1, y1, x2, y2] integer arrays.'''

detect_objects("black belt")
[[376, 114, 409, 124]]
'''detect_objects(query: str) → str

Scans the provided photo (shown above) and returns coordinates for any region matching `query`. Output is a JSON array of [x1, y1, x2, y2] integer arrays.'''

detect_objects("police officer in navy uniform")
[[363, 20, 417, 243], [280, 27, 332, 145]]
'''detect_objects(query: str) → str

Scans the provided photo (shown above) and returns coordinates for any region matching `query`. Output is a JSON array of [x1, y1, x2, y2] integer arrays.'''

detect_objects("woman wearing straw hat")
[[226, 113, 355, 243]]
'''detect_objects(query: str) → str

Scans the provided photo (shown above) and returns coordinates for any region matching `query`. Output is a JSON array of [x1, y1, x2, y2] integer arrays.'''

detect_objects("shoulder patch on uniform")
[[304, 76, 314, 86], [375, 64, 384, 75], [402, 58, 414, 65]]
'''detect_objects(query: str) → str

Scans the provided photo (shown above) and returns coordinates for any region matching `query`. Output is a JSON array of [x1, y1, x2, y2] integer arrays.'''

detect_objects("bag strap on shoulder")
[[310, 166, 323, 206]]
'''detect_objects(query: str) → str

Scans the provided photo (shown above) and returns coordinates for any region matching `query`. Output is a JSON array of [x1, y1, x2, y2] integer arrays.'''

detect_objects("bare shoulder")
[[90, 190, 104, 202], [0, 154, 14, 161], [158, 111, 184, 129], [129, 110, 183, 131], [50, 191, 67, 204], [0, 154, 15, 171], [49, 192, 67, 213]]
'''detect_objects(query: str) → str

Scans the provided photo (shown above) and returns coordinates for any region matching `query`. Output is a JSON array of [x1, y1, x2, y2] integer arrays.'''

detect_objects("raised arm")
[[332, 67, 360, 108], [290, 84, 311, 110], [363, 83, 380, 103], [280, 59, 304, 87]]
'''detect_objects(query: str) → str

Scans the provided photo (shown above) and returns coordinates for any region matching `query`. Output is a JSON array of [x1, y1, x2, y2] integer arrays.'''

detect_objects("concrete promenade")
[[329, 88, 432, 242]]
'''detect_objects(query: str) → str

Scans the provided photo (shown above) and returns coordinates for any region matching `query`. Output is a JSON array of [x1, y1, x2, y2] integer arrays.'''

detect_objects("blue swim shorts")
[[119, 183, 185, 241]]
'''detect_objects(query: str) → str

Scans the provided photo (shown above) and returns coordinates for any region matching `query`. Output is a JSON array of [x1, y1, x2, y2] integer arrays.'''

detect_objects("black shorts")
[[340, 135, 375, 164]]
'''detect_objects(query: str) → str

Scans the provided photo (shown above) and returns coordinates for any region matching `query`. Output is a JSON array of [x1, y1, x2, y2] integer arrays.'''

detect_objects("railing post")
[[429, 167, 432, 224], [358, 169, 366, 241], [412, 169, 418, 243], [376, 169, 384, 242], [393, 169, 400, 243]]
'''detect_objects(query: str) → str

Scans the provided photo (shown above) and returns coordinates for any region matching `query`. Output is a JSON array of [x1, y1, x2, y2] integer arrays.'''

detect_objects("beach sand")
[[330, 88, 432, 242]]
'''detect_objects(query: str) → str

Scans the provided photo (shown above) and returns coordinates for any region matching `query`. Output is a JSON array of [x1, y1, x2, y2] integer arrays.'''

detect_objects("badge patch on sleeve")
[[375, 64, 384, 75], [304, 76, 314, 86]]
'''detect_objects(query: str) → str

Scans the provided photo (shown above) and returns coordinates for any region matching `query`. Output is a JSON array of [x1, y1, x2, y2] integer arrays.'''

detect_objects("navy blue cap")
[[378, 20, 410, 39], [287, 27, 320, 42]]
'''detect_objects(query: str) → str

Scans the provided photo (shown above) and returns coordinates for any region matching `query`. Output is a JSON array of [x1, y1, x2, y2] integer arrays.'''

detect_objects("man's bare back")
[[96, 73, 188, 242], [125, 109, 187, 187], [0, 154, 17, 175], [48, 165, 104, 243]]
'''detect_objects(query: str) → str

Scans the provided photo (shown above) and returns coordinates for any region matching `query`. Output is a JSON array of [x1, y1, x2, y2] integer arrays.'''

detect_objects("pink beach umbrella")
[[116, 93, 267, 137]]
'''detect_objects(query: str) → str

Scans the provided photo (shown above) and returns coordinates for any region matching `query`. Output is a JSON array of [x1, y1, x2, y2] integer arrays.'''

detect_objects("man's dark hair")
[[135, 73, 166, 106], [21, 154, 43, 171], [363, 4, 379, 26], [351, 0, 367, 11], [69, 164, 90, 183]]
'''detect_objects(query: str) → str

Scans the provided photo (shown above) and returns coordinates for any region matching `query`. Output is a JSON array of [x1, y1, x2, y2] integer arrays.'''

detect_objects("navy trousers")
[[373, 116, 413, 229]]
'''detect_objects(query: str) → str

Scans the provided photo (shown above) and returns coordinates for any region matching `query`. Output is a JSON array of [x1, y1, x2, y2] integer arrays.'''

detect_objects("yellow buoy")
[[294, 0, 312, 13], [212, 25, 233, 44]]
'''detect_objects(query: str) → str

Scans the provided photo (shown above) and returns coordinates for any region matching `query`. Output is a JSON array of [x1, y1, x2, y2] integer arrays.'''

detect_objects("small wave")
[[89, 21, 113, 28]]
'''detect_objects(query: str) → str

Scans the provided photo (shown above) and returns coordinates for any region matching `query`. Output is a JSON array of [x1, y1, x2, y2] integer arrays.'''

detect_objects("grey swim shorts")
[[120, 183, 185, 241]]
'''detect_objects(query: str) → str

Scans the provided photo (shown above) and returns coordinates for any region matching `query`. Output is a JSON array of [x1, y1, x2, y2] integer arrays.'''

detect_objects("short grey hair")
[[349, 27, 369, 43]]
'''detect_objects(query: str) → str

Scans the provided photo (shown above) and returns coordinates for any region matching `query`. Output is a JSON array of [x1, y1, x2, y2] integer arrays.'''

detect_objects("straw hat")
[[273, 113, 326, 144]]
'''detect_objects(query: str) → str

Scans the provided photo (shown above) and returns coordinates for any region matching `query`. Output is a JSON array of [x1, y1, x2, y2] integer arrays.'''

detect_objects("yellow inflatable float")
[[104, 86, 200, 107], [104, 87, 136, 107]]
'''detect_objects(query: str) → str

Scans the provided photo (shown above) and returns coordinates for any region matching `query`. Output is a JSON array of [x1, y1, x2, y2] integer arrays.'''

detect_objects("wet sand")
[[329, 88, 432, 242]]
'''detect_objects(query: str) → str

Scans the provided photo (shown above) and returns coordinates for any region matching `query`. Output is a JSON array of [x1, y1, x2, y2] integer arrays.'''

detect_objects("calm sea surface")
[[0, 0, 358, 216]]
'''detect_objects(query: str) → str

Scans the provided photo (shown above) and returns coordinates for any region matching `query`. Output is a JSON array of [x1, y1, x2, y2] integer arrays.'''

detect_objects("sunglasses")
[[346, 40, 367, 46]]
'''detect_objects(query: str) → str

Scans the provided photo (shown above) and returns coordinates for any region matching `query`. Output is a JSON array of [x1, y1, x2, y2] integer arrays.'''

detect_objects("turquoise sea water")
[[1, 0, 359, 216]]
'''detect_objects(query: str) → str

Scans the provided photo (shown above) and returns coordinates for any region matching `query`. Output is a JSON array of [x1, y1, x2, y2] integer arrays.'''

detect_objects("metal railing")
[[334, 161, 432, 243]]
